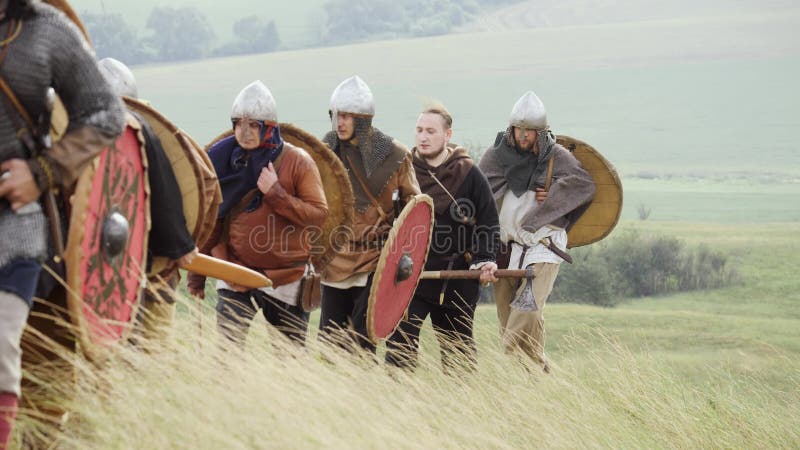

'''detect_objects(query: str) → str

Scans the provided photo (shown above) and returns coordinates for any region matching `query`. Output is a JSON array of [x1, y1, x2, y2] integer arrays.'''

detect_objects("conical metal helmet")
[[97, 57, 138, 99], [230, 80, 278, 122], [329, 75, 375, 116], [509, 91, 547, 130]]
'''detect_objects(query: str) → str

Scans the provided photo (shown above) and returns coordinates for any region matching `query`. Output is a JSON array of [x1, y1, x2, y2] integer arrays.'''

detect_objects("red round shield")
[[366, 194, 434, 343], [65, 115, 149, 360]]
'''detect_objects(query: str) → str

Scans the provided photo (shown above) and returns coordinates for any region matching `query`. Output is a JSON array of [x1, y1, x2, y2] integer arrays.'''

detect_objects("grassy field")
[[620, 177, 800, 222], [12, 3, 798, 448], [14, 222, 800, 448]]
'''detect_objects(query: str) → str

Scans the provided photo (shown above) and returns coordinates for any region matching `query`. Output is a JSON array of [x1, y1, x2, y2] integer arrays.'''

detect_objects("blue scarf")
[[209, 123, 283, 218]]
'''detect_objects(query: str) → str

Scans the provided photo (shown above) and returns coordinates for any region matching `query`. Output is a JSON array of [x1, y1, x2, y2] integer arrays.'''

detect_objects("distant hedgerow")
[[550, 230, 741, 307]]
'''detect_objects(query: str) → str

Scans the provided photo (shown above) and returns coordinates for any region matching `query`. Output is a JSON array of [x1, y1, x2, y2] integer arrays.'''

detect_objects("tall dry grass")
[[13, 292, 800, 449]]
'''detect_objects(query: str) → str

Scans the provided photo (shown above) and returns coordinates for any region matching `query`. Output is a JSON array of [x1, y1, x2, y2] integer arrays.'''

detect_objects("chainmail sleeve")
[[397, 149, 421, 202], [48, 8, 124, 138], [31, 3, 125, 190]]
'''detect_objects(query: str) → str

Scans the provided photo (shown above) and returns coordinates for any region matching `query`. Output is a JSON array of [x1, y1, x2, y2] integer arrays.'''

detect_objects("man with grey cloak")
[[478, 91, 595, 372]]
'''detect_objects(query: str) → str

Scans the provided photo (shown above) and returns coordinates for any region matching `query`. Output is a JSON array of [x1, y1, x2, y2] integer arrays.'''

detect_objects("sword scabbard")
[[181, 253, 273, 289], [43, 191, 65, 263]]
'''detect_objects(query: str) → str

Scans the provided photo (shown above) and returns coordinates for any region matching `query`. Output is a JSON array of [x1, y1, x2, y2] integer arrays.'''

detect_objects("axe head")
[[510, 278, 538, 312]]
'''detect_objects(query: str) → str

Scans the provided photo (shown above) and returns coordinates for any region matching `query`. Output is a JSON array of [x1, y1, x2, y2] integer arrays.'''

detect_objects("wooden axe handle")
[[421, 269, 532, 280], [181, 254, 272, 289]]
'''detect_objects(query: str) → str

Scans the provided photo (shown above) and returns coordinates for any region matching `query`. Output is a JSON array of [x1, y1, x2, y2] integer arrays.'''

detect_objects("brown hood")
[[412, 143, 473, 215]]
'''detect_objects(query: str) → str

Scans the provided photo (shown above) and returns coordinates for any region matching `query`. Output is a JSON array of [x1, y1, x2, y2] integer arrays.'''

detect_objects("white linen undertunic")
[[498, 190, 567, 268]]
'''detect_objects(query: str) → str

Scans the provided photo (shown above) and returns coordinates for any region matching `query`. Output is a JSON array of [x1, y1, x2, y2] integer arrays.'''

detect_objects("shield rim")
[[124, 97, 221, 276], [208, 125, 354, 270], [365, 194, 435, 343], [556, 135, 623, 248], [181, 131, 222, 249], [64, 116, 150, 362]]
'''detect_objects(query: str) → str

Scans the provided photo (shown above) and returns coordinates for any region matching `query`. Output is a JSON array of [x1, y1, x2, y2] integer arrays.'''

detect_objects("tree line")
[[83, 7, 280, 64], [319, 0, 524, 44], [83, 0, 526, 64]]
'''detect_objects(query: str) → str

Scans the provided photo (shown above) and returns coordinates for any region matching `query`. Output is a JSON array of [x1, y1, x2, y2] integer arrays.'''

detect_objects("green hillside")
[[12, 5, 800, 446], [69, 0, 327, 47], [124, 10, 800, 223], [460, 0, 798, 31], [131, 10, 800, 173]]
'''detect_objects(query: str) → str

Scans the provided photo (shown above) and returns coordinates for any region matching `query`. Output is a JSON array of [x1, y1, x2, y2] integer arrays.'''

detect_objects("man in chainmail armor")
[[0, 0, 125, 445], [385, 104, 499, 372], [318, 75, 420, 353], [479, 91, 595, 372]]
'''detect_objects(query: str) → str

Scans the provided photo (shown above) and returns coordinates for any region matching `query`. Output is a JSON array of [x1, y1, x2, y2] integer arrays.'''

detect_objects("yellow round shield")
[[123, 98, 222, 277], [556, 135, 623, 248]]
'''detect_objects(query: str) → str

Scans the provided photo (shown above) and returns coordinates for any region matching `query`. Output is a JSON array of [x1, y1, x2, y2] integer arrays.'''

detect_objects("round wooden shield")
[[366, 194, 435, 343], [124, 98, 221, 276], [181, 131, 223, 249], [65, 114, 149, 361], [209, 125, 354, 270], [556, 135, 623, 248]]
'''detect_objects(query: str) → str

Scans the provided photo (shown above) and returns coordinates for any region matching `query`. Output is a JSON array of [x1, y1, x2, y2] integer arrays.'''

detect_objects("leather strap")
[[271, 146, 286, 171], [516, 243, 529, 270], [0, 77, 32, 128], [544, 154, 555, 192], [0, 74, 38, 156], [346, 153, 389, 223], [515, 242, 531, 289]]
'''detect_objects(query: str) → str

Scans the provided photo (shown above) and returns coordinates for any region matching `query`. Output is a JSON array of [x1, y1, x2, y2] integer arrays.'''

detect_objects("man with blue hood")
[[187, 81, 328, 346]]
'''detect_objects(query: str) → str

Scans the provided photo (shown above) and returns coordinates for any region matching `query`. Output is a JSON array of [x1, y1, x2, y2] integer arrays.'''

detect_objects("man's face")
[[513, 127, 537, 152], [233, 117, 262, 150], [415, 113, 451, 161], [336, 112, 355, 141]]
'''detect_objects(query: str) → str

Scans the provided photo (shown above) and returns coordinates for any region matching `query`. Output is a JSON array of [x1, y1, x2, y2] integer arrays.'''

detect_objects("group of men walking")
[[175, 69, 595, 375], [0, 0, 596, 446]]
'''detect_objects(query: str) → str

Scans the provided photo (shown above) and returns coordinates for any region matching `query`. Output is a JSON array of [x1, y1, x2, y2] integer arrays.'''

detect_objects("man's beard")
[[518, 141, 535, 152], [421, 144, 447, 162], [513, 135, 536, 153]]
